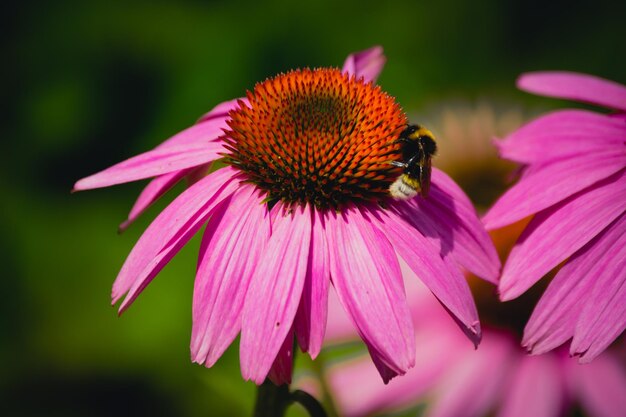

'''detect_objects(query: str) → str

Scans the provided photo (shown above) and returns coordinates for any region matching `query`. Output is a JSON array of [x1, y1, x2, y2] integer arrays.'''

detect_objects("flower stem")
[[291, 390, 328, 417], [253, 380, 290, 417]]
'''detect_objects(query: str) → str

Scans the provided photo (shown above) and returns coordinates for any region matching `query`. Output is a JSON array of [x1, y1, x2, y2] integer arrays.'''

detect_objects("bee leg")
[[389, 161, 407, 168]]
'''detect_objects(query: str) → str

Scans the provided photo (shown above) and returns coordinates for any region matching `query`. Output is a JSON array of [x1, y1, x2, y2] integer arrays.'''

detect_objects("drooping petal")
[[74, 142, 225, 191], [568, 353, 626, 417], [119, 168, 194, 232], [373, 207, 481, 344], [524, 214, 626, 355], [294, 209, 330, 358], [518, 71, 626, 112], [342, 45, 386, 83], [112, 167, 240, 311], [425, 335, 515, 417], [499, 169, 626, 301], [240, 204, 312, 384], [483, 150, 626, 231], [267, 326, 295, 386], [325, 207, 415, 383], [191, 185, 270, 367], [397, 168, 501, 283], [496, 354, 565, 417]]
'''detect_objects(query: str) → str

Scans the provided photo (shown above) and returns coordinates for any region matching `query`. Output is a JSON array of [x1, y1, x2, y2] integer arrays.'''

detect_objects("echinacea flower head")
[[323, 103, 625, 417], [483, 71, 626, 362], [74, 47, 500, 385]]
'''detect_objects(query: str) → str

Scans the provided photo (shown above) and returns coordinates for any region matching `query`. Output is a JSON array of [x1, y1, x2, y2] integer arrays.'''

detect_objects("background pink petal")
[[518, 71, 626, 112], [483, 151, 626, 230], [74, 142, 225, 191], [329, 330, 466, 417], [425, 335, 514, 417], [499, 169, 626, 300], [496, 354, 565, 417], [294, 209, 330, 358], [374, 208, 481, 344], [325, 208, 415, 382], [240, 205, 312, 384], [341, 45, 386, 83], [191, 186, 270, 367], [111, 167, 239, 310], [567, 353, 626, 417]]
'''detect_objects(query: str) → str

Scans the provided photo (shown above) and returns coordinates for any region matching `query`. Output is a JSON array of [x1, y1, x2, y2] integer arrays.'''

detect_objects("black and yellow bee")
[[389, 124, 437, 200]]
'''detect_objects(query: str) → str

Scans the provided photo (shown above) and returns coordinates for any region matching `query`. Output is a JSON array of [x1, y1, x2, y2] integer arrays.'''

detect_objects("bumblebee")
[[389, 124, 437, 200]]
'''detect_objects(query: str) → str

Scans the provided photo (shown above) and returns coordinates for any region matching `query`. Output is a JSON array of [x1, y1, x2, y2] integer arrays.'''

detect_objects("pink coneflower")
[[74, 47, 499, 384], [327, 267, 626, 417], [483, 72, 626, 362]]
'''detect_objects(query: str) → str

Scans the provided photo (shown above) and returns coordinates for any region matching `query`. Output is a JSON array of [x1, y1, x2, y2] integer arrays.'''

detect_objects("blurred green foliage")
[[2, 0, 625, 416]]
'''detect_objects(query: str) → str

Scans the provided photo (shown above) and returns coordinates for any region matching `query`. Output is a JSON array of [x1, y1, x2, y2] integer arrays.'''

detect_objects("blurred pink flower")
[[483, 72, 626, 362], [74, 47, 499, 384], [327, 272, 626, 417]]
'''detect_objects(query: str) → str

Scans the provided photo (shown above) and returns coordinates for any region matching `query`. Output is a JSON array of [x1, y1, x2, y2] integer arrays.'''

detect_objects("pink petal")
[[372, 207, 481, 344], [119, 168, 194, 232], [325, 207, 415, 383], [191, 185, 270, 366], [497, 130, 625, 165], [496, 354, 565, 417], [483, 151, 626, 230], [522, 264, 587, 355], [342, 45, 386, 83], [568, 353, 626, 417], [524, 214, 626, 355], [111, 167, 240, 312], [518, 71, 626, 112], [240, 204, 312, 384], [499, 169, 626, 301], [294, 209, 330, 358], [425, 334, 515, 417], [74, 142, 225, 191], [570, 217, 626, 362], [267, 326, 295, 386], [397, 168, 501, 283], [502, 110, 626, 146]]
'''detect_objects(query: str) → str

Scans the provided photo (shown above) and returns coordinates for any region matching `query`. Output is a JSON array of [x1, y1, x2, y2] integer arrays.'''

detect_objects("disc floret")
[[223, 68, 407, 209]]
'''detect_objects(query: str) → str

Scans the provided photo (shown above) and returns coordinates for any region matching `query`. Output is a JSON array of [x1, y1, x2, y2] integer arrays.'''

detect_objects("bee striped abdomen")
[[389, 174, 421, 199]]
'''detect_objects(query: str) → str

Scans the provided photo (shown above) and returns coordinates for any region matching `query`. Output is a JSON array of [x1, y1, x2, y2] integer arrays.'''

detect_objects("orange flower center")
[[223, 68, 407, 209]]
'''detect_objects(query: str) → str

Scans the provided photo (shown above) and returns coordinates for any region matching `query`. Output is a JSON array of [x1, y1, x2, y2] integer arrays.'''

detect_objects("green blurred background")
[[2, 0, 625, 416]]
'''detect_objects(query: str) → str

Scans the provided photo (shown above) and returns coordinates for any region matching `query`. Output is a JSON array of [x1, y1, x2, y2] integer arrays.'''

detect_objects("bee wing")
[[418, 147, 432, 197]]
